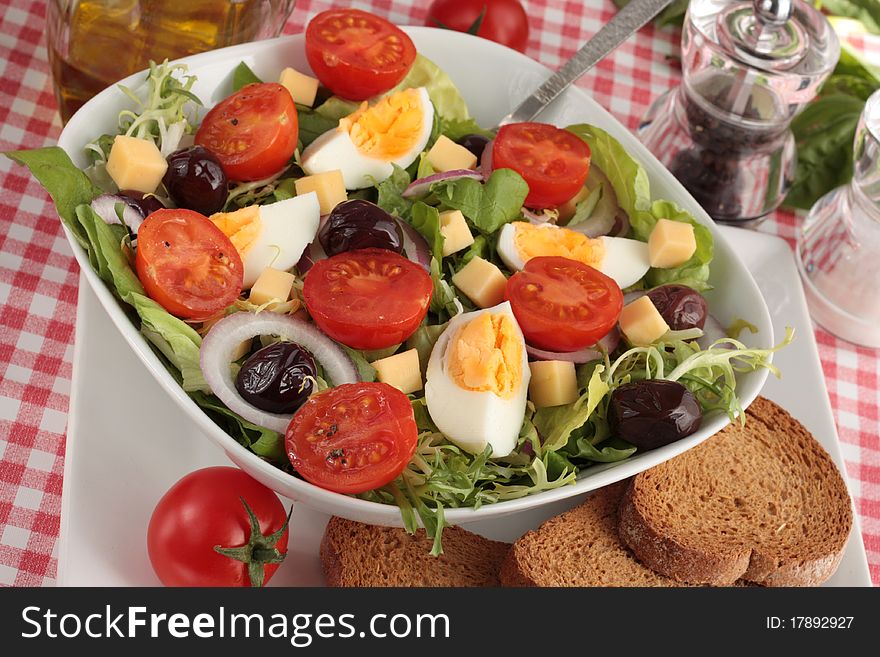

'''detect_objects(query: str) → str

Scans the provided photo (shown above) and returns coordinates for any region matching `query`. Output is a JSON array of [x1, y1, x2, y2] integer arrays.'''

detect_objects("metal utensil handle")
[[497, 0, 675, 127]]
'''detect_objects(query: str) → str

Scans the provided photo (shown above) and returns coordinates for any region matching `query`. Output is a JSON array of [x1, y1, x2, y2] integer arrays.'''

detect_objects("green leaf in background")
[[376, 164, 413, 218], [612, 0, 688, 27], [189, 391, 285, 464], [406, 323, 448, 378], [5, 147, 102, 248], [533, 365, 609, 453], [431, 168, 529, 235], [410, 202, 445, 263], [231, 61, 262, 91], [296, 105, 340, 148], [440, 117, 495, 142], [784, 94, 865, 210], [820, 0, 880, 34], [396, 54, 470, 121], [340, 346, 377, 383], [643, 200, 714, 291]]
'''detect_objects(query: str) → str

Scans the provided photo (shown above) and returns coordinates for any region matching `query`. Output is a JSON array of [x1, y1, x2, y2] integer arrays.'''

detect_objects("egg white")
[[301, 87, 434, 190], [425, 302, 530, 458], [241, 192, 320, 288], [496, 222, 650, 289]]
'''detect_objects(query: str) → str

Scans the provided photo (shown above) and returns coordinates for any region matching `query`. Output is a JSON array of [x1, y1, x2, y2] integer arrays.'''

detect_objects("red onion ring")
[[566, 207, 615, 237], [396, 218, 432, 270], [402, 169, 484, 198], [526, 327, 621, 363], [200, 312, 359, 432], [611, 211, 631, 237], [90, 193, 144, 234]]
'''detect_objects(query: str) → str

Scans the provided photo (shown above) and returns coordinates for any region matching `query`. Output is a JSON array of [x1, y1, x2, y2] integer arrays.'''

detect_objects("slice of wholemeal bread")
[[618, 396, 853, 587], [499, 481, 698, 586], [321, 516, 510, 587]]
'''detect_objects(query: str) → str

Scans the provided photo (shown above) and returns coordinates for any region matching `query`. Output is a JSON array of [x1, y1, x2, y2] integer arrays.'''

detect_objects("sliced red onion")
[[479, 139, 494, 176], [296, 239, 327, 275], [396, 218, 431, 270], [697, 314, 730, 350], [566, 207, 615, 237], [90, 193, 144, 234], [200, 312, 359, 433], [611, 211, 631, 237], [522, 207, 552, 224], [526, 328, 621, 363], [402, 169, 484, 198]]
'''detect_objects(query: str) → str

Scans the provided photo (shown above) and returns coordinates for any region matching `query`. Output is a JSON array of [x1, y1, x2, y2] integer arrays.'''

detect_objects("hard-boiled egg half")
[[210, 192, 320, 288], [497, 222, 650, 290], [301, 87, 434, 190], [425, 302, 530, 458]]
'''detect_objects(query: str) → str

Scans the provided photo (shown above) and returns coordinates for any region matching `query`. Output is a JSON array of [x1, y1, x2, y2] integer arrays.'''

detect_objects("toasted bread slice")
[[499, 481, 697, 586], [321, 516, 510, 587], [618, 396, 853, 587]]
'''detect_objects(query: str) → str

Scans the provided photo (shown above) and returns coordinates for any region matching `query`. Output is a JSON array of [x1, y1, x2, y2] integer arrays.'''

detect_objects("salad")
[[8, 8, 791, 553]]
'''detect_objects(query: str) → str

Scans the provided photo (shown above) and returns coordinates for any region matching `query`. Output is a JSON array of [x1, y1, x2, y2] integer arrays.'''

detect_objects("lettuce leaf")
[[231, 61, 261, 91], [533, 365, 609, 453], [430, 168, 528, 235], [189, 391, 285, 464], [376, 164, 413, 218], [642, 200, 715, 291], [410, 202, 444, 263]]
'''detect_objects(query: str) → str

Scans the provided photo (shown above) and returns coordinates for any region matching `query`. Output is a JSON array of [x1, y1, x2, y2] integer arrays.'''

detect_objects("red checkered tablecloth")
[[0, 0, 878, 586]]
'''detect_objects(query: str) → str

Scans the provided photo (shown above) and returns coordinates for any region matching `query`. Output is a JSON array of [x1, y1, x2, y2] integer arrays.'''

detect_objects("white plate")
[[57, 227, 871, 586], [55, 29, 773, 525]]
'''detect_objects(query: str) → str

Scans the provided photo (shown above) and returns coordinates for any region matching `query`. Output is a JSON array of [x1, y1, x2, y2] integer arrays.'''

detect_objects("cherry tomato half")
[[505, 256, 623, 351], [135, 208, 243, 321], [303, 248, 432, 350], [286, 382, 418, 495], [147, 467, 289, 587], [305, 8, 417, 101], [195, 83, 298, 182], [426, 0, 529, 53], [493, 122, 592, 209]]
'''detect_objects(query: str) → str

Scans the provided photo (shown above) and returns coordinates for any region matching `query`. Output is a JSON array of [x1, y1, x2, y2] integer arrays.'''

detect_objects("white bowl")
[[57, 28, 772, 526]]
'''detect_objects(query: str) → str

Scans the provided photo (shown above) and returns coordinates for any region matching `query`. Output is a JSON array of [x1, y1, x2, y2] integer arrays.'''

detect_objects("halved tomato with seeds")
[[305, 8, 417, 100], [285, 382, 418, 494], [303, 248, 432, 350]]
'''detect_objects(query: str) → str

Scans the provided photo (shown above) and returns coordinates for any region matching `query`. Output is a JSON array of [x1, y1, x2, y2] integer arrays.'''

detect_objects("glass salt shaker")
[[797, 89, 880, 348], [639, 0, 839, 225]]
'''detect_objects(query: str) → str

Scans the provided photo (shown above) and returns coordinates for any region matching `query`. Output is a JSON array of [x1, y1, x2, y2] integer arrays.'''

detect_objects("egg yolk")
[[210, 206, 262, 256], [447, 313, 522, 399], [340, 88, 425, 160], [514, 223, 605, 268]]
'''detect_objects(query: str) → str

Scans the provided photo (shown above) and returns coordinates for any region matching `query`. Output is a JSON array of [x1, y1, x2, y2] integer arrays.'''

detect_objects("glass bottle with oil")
[[47, 0, 296, 122]]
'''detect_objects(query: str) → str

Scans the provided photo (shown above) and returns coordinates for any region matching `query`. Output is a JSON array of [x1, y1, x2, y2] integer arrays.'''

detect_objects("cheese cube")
[[295, 170, 347, 214], [619, 296, 670, 346], [451, 257, 507, 308], [528, 360, 579, 408], [279, 67, 319, 107], [372, 348, 422, 394], [439, 210, 474, 256], [557, 185, 591, 223], [249, 267, 296, 307], [426, 135, 478, 172], [231, 338, 253, 362], [106, 135, 168, 194], [648, 219, 697, 268]]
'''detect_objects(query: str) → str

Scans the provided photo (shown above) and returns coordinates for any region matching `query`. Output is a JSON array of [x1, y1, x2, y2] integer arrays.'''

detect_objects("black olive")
[[119, 189, 165, 217], [235, 342, 317, 414], [318, 199, 404, 256], [609, 380, 702, 450], [646, 285, 708, 330], [456, 133, 490, 160], [162, 145, 228, 216]]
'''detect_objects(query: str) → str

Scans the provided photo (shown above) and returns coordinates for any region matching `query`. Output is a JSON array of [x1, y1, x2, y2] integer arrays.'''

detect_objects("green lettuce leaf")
[[431, 168, 528, 235], [296, 105, 340, 148], [820, 0, 880, 33], [563, 436, 637, 463], [533, 365, 609, 453], [189, 391, 285, 464], [376, 164, 413, 218], [5, 147, 102, 248], [406, 323, 448, 377], [642, 200, 715, 291], [232, 61, 262, 91], [410, 202, 444, 263], [340, 345, 377, 383], [440, 117, 494, 142], [396, 54, 470, 121]]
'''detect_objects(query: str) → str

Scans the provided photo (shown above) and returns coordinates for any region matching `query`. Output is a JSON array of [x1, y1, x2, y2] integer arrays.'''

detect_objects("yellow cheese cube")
[[648, 219, 697, 268], [439, 210, 474, 257], [557, 186, 591, 223], [106, 135, 168, 194], [278, 67, 319, 107], [231, 338, 253, 362], [528, 360, 578, 408], [295, 170, 347, 214], [371, 348, 422, 394], [451, 257, 507, 308], [249, 267, 296, 307], [426, 135, 478, 172], [619, 296, 670, 346]]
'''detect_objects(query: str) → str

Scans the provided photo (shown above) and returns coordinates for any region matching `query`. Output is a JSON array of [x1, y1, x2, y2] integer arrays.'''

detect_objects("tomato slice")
[[195, 83, 298, 182], [303, 248, 432, 350], [135, 208, 243, 320], [505, 256, 622, 351], [286, 382, 418, 494], [492, 122, 591, 209], [305, 8, 417, 101]]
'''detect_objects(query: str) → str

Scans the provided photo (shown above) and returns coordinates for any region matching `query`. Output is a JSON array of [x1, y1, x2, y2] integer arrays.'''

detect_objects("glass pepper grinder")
[[639, 0, 839, 225], [797, 89, 880, 348]]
